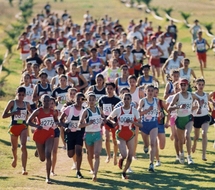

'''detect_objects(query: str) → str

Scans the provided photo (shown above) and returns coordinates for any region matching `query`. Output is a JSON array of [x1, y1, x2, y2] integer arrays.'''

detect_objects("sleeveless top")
[[11, 100, 28, 125], [117, 78, 129, 93], [179, 68, 191, 82], [177, 92, 193, 117], [80, 66, 90, 81], [131, 87, 139, 105], [37, 83, 52, 97], [117, 107, 135, 130], [37, 108, 55, 130], [93, 85, 106, 102], [141, 97, 158, 122], [166, 58, 181, 74], [88, 58, 103, 80], [23, 84, 34, 105], [195, 39, 206, 53], [193, 92, 208, 117], [140, 76, 153, 86], [85, 107, 102, 132]]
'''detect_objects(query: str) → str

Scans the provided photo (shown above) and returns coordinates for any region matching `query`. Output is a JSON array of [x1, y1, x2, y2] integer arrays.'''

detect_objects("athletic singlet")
[[125, 52, 134, 64], [93, 85, 106, 101], [62, 48, 70, 61], [193, 92, 208, 117], [52, 75, 59, 89], [88, 58, 102, 80], [85, 107, 102, 132], [179, 68, 191, 82], [11, 100, 27, 125], [149, 46, 159, 58], [80, 66, 90, 81], [37, 83, 52, 97], [97, 51, 106, 62], [117, 107, 135, 130], [37, 108, 55, 130], [37, 44, 47, 57], [157, 42, 169, 58], [23, 84, 34, 105], [30, 33, 40, 46], [68, 72, 80, 86], [167, 81, 174, 94], [20, 39, 30, 54], [140, 76, 153, 86], [177, 92, 193, 117], [65, 106, 84, 132], [195, 39, 206, 53], [131, 87, 139, 105], [177, 52, 185, 62], [166, 58, 181, 74], [51, 86, 71, 110], [141, 97, 158, 122], [117, 78, 129, 93]]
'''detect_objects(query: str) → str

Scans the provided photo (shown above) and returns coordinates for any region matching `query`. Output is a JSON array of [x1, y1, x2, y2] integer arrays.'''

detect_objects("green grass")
[[1, 0, 215, 189]]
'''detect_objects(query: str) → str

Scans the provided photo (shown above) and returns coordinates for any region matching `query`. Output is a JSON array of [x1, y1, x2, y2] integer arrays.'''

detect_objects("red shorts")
[[9, 124, 27, 136], [33, 128, 54, 144], [197, 52, 206, 63], [149, 58, 160, 68], [116, 127, 135, 141], [104, 124, 116, 139]]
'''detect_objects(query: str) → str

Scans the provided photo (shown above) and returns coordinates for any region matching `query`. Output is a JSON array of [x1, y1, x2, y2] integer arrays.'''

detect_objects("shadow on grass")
[[0, 176, 11, 180], [0, 138, 11, 146]]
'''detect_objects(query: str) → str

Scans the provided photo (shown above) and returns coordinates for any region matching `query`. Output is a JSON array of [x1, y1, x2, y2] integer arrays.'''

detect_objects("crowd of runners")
[[2, 2, 215, 183]]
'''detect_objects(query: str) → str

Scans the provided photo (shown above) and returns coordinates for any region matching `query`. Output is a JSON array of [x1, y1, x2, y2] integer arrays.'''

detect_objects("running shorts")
[[175, 115, 193, 130], [104, 123, 116, 139], [158, 124, 165, 134], [193, 115, 210, 128], [8, 124, 27, 136], [140, 121, 158, 135], [197, 52, 206, 63], [65, 131, 84, 150], [116, 127, 135, 141], [84, 131, 102, 146], [54, 127, 60, 138], [33, 128, 54, 144]]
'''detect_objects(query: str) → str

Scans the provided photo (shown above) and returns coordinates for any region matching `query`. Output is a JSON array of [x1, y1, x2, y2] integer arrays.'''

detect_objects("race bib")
[[82, 73, 90, 81], [197, 43, 205, 51], [14, 110, 27, 123], [23, 44, 30, 51], [88, 115, 102, 131], [68, 120, 80, 132], [71, 77, 79, 86], [103, 104, 112, 116], [40, 116, 55, 130], [119, 114, 134, 129]]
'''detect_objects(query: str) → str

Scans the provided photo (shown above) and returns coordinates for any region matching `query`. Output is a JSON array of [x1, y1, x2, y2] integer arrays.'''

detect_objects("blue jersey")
[[88, 58, 103, 80], [140, 76, 153, 86], [195, 39, 206, 53]]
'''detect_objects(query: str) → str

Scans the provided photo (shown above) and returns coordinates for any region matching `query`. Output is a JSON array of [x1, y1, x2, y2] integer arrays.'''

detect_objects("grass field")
[[1, 0, 215, 189]]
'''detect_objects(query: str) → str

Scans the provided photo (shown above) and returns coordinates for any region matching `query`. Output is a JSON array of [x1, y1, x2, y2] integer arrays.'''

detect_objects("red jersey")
[[20, 39, 30, 54], [36, 108, 55, 130]]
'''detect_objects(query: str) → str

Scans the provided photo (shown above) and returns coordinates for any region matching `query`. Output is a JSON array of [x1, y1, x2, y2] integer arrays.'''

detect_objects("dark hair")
[[59, 74, 67, 80], [120, 64, 129, 69], [145, 84, 154, 90], [96, 73, 104, 80], [128, 75, 137, 81], [123, 93, 132, 99], [17, 86, 26, 94], [120, 87, 130, 94], [105, 82, 116, 89]]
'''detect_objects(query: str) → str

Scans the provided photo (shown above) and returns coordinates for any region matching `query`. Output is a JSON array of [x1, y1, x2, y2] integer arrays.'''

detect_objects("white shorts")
[[20, 53, 30, 61]]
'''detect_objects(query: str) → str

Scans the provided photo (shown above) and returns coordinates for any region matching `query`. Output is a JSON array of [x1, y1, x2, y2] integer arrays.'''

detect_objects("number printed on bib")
[[14, 110, 27, 123], [88, 115, 102, 131], [119, 114, 134, 126], [40, 117, 55, 130], [103, 104, 112, 116], [68, 120, 80, 132], [197, 43, 205, 51]]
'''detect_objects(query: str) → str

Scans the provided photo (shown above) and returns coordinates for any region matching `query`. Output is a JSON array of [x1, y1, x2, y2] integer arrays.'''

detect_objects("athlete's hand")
[[179, 104, 186, 109], [89, 120, 95, 125], [196, 108, 201, 114], [147, 106, 153, 112], [65, 128, 71, 133], [13, 110, 21, 116], [37, 125, 43, 130], [164, 123, 169, 128]]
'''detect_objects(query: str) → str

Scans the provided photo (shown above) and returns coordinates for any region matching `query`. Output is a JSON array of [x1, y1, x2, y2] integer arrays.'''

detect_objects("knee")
[[12, 147, 17, 152], [45, 151, 52, 159], [39, 156, 45, 162], [202, 132, 207, 139], [113, 139, 117, 146], [94, 152, 100, 159], [67, 152, 74, 158], [160, 143, 165, 150], [127, 154, 132, 162], [20, 144, 27, 152], [76, 148, 82, 157], [150, 141, 156, 148], [105, 135, 110, 141]]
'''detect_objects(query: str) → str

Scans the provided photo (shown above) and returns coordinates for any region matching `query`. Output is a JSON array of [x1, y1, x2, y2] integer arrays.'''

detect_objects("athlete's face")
[[123, 94, 131, 106], [40, 74, 47, 83], [174, 84, 180, 93], [154, 89, 159, 97], [71, 65, 77, 73], [81, 59, 87, 65], [183, 60, 189, 68], [128, 79, 137, 87], [43, 96, 50, 108], [76, 95, 85, 105], [122, 67, 128, 75], [172, 73, 179, 82], [111, 60, 118, 68], [146, 87, 154, 97], [50, 99, 56, 109], [106, 85, 114, 95], [196, 81, 205, 91], [143, 68, 149, 75], [57, 67, 64, 75], [180, 83, 188, 92], [24, 75, 31, 84], [96, 77, 104, 86], [17, 92, 25, 101], [60, 77, 67, 86], [88, 96, 96, 106], [69, 90, 76, 101]]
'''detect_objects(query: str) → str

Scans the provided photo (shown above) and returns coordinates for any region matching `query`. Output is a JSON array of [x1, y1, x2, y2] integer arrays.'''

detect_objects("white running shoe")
[[155, 161, 161, 167], [187, 155, 194, 165], [127, 167, 133, 173], [27, 136, 31, 141], [179, 153, 185, 164], [71, 163, 77, 170]]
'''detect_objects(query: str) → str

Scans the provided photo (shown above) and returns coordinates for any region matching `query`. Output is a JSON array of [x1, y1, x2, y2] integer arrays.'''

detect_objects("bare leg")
[[199, 61, 204, 77], [113, 138, 118, 165], [133, 127, 139, 159], [11, 135, 18, 168], [45, 137, 54, 183], [174, 126, 179, 156], [92, 139, 102, 181], [105, 129, 111, 163], [123, 138, 134, 174], [151, 65, 156, 77], [149, 128, 158, 164], [192, 128, 200, 153], [202, 122, 209, 160], [185, 121, 193, 156], [156, 67, 160, 78], [141, 132, 149, 151], [75, 145, 83, 172], [60, 127, 66, 149], [85, 142, 93, 172], [20, 129, 28, 174], [155, 133, 166, 162], [51, 137, 59, 175]]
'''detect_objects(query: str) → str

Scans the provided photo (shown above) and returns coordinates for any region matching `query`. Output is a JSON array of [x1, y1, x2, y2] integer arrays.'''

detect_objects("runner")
[[60, 93, 86, 179], [192, 30, 210, 77], [147, 36, 163, 78], [189, 19, 201, 44], [51, 64, 66, 90], [168, 79, 202, 164], [30, 63, 40, 85], [27, 95, 59, 183], [192, 78, 211, 161], [176, 42, 186, 63], [123, 45, 135, 75], [40, 58, 57, 82], [98, 82, 121, 165], [107, 93, 141, 179], [78, 93, 103, 181], [60, 39, 73, 62], [115, 65, 129, 95], [138, 85, 161, 172], [2, 87, 31, 175]]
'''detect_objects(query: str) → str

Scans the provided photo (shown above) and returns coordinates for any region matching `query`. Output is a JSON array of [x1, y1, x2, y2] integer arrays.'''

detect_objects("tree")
[[180, 11, 191, 25]]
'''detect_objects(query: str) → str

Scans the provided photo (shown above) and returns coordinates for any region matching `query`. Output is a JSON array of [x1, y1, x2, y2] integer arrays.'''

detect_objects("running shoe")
[[71, 162, 77, 170], [179, 152, 185, 164], [148, 163, 155, 172], [155, 161, 161, 167], [144, 146, 149, 154], [76, 171, 84, 179], [118, 158, 124, 169], [127, 167, 133, 173], [187, 155, 194, 165], [175, 155, 180, 163], [121, 172, 128, 179]]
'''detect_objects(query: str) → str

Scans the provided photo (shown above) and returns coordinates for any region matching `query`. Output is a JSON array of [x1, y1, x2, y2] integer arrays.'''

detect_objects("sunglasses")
[[124, 98, 130, 100]]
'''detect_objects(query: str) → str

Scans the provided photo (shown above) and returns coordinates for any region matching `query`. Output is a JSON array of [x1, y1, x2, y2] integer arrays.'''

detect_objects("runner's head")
[[81, 56, 88, 66], [182, 58, 190, 68], [173, 81, 180, 93], [87, 93, 96, 107], [172, 50, 178, 59], [170, 70, 179, 82], [59, 74, 67, 87], [67, 88, 77, 102], [50, 97, 57, 109], [41, 94, 50, 108], [197, 30, 202, 38], [145, 84, 154, 98], [32, 63, 39, 74], [120, 65, 129, 76], [177, 42, 182, 50], [75, 92, 86, 105], [128, 75, 137, 87], [23, 73, 31, 85], [39, 71, 48, 84], [195, 78, 205, 91], [179, 78, 189, 92], [109, 58, 118, 69], [66, 39, 73, 48], [44, 58, 52, 69], [141, 64, 150, 75], [105, 82, 116, 96], [122, 93, 132, 107], [16, 86, 26, 101], [70, 62, 78, 72], [154, 87, 159, 98], [96, 73, 105, 86], [56, 64, 66, 75], [119, 87, 130, 99]]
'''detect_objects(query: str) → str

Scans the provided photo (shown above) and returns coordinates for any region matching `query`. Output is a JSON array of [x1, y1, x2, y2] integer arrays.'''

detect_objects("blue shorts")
[[54, 128, 60, 138], [158, 124, 165, 134], [84, 131, 102, 146], [140, 121, 158, 135]]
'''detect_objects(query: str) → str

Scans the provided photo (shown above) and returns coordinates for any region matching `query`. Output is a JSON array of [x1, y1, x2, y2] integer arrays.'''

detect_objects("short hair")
[[128, 75, 137, 81], [17, 86, 26, 94], [105, 82, 116, 89]]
